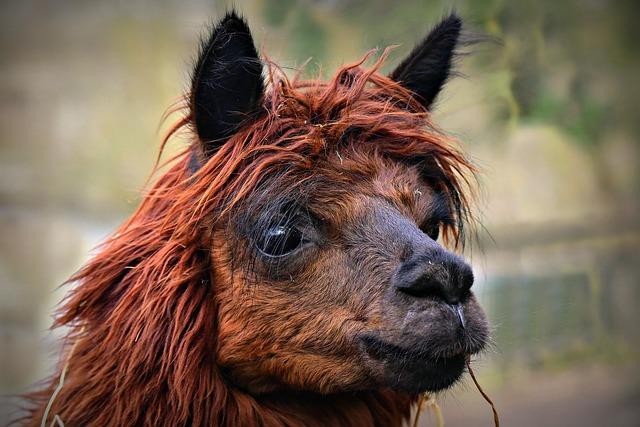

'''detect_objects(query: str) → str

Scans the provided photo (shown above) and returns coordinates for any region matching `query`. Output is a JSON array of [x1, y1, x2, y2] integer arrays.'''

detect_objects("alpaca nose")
[[392, 249, 474, 305]]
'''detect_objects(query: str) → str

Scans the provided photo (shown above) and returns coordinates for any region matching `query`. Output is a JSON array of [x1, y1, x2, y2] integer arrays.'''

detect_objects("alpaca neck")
[[220, 385, 414, 427]]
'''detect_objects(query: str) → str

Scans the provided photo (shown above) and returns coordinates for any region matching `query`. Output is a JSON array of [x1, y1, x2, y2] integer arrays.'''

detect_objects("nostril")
[[394, 269, 447, 300], [392, 251, 475, 305], [392, 258, 451, 301]]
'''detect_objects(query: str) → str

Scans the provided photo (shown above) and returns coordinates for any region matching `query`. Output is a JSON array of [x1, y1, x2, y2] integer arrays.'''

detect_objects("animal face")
[[191, 12, 488, 395], [214, 154, 488, 395]]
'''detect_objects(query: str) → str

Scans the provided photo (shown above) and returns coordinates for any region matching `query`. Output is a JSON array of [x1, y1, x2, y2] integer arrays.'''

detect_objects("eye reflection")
[[257, 225, 303, 257]]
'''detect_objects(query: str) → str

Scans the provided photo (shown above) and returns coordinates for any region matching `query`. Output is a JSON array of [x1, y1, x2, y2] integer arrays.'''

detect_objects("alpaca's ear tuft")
[[389, 14, 462, 110], [190, 11, 264, 157]]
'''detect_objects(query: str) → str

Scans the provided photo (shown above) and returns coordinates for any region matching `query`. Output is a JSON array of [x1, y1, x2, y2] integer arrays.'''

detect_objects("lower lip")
[[360, 336, 467, 391]]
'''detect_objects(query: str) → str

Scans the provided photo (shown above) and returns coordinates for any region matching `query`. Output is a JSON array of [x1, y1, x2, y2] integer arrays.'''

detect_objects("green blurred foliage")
[[256, 0, 639, 151]]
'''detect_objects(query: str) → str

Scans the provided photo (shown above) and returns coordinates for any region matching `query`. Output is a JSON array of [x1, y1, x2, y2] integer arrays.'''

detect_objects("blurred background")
[[1, 0, 638, 425]]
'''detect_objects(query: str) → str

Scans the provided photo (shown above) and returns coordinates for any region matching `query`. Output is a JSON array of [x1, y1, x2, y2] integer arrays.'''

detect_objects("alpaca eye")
[[423, 223, 440, 241], [257, 225, 303, 257]]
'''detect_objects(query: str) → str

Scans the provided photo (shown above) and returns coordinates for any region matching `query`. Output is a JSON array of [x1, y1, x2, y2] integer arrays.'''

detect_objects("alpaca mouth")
[[358, 335, 467, 393]]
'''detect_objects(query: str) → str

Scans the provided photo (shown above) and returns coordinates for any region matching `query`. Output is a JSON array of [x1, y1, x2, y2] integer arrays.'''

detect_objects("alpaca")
[[25, 11, 489, 427]]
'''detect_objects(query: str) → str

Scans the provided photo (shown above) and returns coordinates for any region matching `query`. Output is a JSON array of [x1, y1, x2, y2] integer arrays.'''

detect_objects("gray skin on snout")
[[348, 200, 489, 393]]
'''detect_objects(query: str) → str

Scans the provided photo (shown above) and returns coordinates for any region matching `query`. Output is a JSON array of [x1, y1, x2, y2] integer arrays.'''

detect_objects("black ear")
[[389, 14, 462, 110], [190, 12, 264, 157]]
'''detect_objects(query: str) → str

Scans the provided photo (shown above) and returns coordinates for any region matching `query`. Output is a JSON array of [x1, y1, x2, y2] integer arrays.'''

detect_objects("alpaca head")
[[188, 12, 489, 396]]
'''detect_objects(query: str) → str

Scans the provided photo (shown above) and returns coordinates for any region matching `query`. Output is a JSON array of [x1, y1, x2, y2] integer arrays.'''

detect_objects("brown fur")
[[23, 49, 479, 426]]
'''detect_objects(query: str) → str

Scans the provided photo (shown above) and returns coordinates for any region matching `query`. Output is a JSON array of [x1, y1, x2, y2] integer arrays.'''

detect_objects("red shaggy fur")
[[24, 50, 475, 426]]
